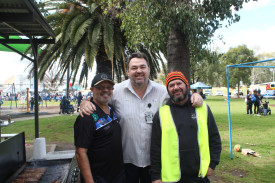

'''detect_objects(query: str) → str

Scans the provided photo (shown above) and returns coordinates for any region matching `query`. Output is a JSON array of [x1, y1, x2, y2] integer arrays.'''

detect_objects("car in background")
[[204, 89, 213, 96], [233, 89, 243, 96], [262, 90, 275, 98], [215, 90, 224, 96]]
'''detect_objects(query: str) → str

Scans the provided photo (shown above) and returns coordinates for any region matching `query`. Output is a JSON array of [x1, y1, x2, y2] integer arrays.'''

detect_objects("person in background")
[[198, 89, 206, 100], [253, 90, 260, 116], [150, 71, 222, 183], [55, 93, 59, 102], [246, 91, 253, 115], [263, 100, 269, 116], [0, 95, 2, 109], [79, 52, 204, 183], [30, 97, 35, 111], [77, 91, 83, 112], [74, 73, 125, 183], [257, 88, 261, 95]]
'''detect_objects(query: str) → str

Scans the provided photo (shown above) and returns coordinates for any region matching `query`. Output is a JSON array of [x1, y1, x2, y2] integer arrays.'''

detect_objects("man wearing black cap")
[[150, 71, 222, 183], [74, 73, 125, 183]]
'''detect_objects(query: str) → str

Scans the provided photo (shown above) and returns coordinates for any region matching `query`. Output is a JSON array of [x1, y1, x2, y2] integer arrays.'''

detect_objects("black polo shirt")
[[74, 101, 124, 183]]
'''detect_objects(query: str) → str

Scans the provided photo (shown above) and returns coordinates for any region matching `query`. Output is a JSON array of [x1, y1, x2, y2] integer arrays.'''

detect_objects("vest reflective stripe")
[[159, 102, 210, 182], [196, 102, 210, 178], [160, 105, 181, 182]]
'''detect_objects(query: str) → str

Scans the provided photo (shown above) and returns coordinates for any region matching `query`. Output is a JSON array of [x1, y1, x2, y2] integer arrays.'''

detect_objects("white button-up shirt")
[[111, 79, 168, 167]]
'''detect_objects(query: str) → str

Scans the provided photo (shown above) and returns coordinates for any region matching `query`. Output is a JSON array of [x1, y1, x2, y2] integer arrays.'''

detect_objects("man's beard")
[[171, 93, 187, 102]]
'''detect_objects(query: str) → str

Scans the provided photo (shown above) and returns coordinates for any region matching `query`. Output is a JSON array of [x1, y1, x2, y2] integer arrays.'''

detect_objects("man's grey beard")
[[172, 94, 186, 102]]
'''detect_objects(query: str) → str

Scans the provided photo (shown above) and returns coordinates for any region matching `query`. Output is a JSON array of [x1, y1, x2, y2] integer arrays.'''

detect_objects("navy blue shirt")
[[74, 101, 124, 183]]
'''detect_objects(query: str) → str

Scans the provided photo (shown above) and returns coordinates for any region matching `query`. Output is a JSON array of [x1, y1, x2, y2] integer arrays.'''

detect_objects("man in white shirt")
[[80, 52, 203, 183]]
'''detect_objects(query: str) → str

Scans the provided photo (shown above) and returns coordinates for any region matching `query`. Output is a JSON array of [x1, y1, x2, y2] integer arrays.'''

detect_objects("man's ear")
[[90, 87, 93, 92]]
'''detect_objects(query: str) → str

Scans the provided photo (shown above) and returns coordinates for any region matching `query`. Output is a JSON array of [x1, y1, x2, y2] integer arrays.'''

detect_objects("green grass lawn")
[[206, 96, 275, 182], [2, 96, 275, 182], [2, 115, 77, 143]]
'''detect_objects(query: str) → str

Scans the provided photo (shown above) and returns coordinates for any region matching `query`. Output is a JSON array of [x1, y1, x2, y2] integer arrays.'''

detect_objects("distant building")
[[3, 75, 33, 92]]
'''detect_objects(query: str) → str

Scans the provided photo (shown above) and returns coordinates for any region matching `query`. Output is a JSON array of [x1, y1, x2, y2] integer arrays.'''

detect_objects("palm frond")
[[79, 61, 89, 85], [72, 37, 86, 71], [61, 12, 79, 46], [71, 13, 92, 46], [85, 39, 95, 68], [88, 0, 100, 14], [87, 22, 102, 67], [103, 17, 114, 61]]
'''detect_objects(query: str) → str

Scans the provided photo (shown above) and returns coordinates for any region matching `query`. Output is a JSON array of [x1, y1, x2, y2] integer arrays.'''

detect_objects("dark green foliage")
[[105, 0, 251, 80], [30, 0, 163, 85], [220, 45, 258, 88]]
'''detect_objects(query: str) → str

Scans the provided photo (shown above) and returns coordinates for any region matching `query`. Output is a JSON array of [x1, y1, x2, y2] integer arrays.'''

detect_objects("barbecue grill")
[[0, 133, 80, 183], [6, 154, 80, 183], [6, 159, 71, 183]]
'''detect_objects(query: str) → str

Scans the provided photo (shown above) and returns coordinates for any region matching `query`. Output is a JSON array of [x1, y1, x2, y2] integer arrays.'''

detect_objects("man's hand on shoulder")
[[206, 167, 214, 176], [191, 92, 203, 108], [152, 180, 162, 183], [79, 99, 96, 117]]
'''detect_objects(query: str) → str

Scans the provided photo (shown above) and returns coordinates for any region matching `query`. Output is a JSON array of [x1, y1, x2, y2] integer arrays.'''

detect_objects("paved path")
[[0, 105, 76, 121]]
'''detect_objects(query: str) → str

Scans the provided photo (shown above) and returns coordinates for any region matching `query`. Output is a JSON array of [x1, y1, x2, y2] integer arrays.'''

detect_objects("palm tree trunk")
[[96, 40, 112, 76], [167, 29, 190, 82]]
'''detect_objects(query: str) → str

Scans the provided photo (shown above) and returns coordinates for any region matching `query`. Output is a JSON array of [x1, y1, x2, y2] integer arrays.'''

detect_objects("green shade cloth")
[[0, 36, 30, 53]]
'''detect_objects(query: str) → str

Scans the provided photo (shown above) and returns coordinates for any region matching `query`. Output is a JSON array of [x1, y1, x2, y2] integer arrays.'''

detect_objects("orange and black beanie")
[[165, 71, 189, 89]]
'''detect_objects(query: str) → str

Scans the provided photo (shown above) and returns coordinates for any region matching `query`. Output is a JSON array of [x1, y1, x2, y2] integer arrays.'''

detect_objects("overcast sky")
[[1, 0, 274, 84], [213, 0, 275, 54]]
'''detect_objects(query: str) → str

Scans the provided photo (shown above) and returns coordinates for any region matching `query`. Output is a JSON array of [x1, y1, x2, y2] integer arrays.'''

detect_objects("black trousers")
[[247, 103, 252, 114], [124, 163, 151, 183], [254, 103, 259, 114]]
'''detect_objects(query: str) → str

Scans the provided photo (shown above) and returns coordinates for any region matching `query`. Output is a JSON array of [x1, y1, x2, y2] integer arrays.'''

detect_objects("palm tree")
[[33, 0, 164, 87]]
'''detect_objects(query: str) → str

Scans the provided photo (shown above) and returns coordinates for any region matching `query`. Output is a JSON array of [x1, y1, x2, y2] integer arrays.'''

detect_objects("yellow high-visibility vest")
[[159, 102, 210, 182]]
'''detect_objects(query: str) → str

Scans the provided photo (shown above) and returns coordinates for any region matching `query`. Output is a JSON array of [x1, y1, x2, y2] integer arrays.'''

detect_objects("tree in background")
[[38, 0, 127, 85], [190, 50, 223, 86], [252, 52, 275, 84], [31, 0, 164, 87], [42, 65, 65, 91], [108, 0, 250, 81], [220, 45, 258, 97]]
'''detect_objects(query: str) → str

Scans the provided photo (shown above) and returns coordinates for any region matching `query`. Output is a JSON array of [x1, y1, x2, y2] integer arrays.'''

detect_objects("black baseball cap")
[[91, 73, 114, 87]]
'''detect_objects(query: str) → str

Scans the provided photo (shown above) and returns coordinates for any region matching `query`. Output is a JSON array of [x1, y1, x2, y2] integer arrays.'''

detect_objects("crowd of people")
[[246, 89, 269, 116]]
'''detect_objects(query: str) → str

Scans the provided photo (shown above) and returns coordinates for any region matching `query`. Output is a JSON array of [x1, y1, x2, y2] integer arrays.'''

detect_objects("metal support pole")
[[31, 39, 39, 138], [226, 66, 233, 160]]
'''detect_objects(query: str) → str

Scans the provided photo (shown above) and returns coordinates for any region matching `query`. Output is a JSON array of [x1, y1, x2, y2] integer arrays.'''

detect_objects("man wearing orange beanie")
[[150, 71, 222, 183]]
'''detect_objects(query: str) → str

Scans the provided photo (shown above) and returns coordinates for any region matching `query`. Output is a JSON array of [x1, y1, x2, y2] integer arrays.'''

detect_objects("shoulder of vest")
[[160, 104, 169, 108], [195, 101, 208, 111]]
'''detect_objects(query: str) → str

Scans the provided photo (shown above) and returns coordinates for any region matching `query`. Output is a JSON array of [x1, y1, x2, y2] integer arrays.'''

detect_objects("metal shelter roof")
[[0, 0, 56, 138], [0, 0, 55, 41]]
